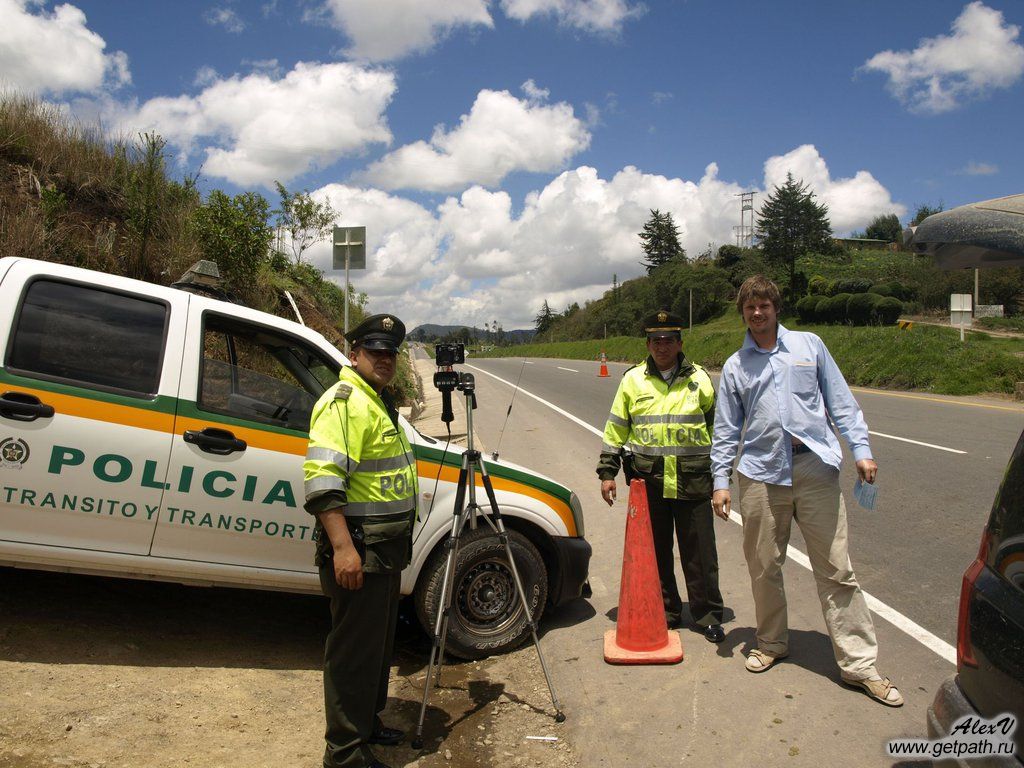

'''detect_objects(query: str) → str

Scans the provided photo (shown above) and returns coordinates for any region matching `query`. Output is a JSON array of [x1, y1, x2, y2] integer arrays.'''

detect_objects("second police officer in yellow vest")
[[597, 310, 726, 643], [304, 313, 416, 768]]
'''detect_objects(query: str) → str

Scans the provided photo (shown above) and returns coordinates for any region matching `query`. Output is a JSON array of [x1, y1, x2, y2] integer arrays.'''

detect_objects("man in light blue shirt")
[[710, 275, 902, 707]]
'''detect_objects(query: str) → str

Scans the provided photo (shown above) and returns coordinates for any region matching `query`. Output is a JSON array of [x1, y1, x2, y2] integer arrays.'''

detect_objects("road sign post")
[[333, 226, 367, 356]]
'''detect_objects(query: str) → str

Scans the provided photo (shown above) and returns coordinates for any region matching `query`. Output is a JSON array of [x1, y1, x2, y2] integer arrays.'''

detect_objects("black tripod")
[[412, 370, 564, 750]]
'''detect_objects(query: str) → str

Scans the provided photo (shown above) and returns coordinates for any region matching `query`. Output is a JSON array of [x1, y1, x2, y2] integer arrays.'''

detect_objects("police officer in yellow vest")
[[304, 314, 417, 768], [597, 310, 726, 643]]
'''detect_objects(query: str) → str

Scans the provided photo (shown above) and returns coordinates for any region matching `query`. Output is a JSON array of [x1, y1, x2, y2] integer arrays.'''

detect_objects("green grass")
[[975, 316, 1024, 332], [476, 314, 1024, 396]]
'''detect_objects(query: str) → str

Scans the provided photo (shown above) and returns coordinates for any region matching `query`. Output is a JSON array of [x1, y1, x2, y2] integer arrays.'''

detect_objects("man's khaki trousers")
[[737, 452, 878, 680]]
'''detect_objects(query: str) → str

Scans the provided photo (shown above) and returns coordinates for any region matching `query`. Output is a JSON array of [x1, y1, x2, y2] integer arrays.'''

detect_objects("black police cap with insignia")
[[346, 313, 406, 352], [642, 309, 684, 339]]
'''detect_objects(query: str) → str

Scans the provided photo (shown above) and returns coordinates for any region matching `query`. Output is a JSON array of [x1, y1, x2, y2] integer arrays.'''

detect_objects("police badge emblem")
[[382, 316, 395, 331], [0, 437, 30, 469]]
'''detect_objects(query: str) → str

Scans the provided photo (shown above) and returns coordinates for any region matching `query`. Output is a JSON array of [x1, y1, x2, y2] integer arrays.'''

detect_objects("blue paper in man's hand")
[[854, 477, 877, 510]]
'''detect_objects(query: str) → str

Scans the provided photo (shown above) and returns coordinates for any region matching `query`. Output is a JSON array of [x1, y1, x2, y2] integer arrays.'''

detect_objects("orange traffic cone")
[[598, 351, 609, 377], [604, 479, 684, 664]]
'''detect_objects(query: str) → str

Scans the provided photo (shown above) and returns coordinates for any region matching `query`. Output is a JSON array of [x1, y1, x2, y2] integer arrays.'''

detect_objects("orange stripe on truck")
[[415, 460, 577, 537]]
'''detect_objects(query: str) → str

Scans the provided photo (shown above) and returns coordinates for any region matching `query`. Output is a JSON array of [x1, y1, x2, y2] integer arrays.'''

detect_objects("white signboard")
[[950, 294, 972, 312]]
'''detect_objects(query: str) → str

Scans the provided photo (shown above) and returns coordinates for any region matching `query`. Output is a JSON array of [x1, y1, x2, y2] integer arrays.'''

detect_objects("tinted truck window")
[[199, 314, 337, 431], [7, 280, 166, 395]]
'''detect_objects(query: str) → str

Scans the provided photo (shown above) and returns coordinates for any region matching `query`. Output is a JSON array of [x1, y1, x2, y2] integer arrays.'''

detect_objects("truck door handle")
[[183, 427, 247, 455], [0, 391, 56, 422]]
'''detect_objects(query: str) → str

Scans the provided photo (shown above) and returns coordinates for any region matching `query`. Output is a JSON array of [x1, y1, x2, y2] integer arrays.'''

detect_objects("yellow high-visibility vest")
[[304, 366, 417, 517], [602, 362, 714, 499]]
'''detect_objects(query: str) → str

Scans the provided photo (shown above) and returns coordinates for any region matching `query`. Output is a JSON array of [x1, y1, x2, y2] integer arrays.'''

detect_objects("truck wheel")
[[415, 527, 548, 660]]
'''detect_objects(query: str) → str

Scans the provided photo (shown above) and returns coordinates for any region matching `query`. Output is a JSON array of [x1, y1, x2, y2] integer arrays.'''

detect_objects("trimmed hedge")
[[874, 296, 903, 325], [848, 292, 882, 325]]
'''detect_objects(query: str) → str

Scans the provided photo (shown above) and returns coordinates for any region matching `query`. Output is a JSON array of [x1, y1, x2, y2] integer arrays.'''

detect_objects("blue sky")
[[2, 0, 1022, 329]]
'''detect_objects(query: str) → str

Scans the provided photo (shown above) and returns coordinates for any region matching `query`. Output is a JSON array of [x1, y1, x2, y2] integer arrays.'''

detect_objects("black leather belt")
[[792, 443, 812, 455]]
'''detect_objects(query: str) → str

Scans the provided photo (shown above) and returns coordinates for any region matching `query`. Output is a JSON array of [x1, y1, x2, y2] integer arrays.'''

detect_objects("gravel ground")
[[0, 567, 578, 768]]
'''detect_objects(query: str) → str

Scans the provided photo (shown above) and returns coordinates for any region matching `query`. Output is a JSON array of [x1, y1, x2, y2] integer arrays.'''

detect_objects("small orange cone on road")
[[598, 351, 609, 377], [604, 479, 684, 664]]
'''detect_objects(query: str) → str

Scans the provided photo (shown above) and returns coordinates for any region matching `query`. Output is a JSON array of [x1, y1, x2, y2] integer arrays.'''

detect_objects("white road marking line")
[[869, 430, 966, 455], [730, 509, 956, 665], [470, 362, 957, 666], [557, 366, 579, 373], [467, 365, 603, 437]]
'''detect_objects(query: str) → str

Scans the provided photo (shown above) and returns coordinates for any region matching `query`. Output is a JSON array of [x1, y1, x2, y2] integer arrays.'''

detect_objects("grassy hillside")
[[477, 313, 1024, 396], [0, 94, 418, 402]]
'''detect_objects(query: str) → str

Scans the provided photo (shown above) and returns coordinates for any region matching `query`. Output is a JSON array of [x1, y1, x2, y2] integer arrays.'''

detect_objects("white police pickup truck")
[[0, 257, 590, 658]]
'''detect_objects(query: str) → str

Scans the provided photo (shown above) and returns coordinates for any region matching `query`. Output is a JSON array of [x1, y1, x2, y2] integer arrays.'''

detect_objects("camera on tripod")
[[433, 343, 473, 424], [434, 342, 465, 367]]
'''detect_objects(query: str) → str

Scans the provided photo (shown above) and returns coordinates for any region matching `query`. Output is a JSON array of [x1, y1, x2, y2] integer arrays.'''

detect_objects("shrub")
[[808, 275, 829, 296], [835, 277, 872, 294], [795, 295, 820, 322], [812, 295, 831, 318], [868, 283, 893, 297], [873, 297, 903, 325], [824, 293, 852, 323], [847, 293, 881, 325]]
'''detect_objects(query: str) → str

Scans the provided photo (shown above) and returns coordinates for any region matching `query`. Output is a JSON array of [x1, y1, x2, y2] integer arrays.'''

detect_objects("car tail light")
[[956, 526, 991, 670]]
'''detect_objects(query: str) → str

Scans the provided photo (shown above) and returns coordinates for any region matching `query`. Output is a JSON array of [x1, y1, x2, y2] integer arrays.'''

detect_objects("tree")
[[535, 300, 556, 336], [865, 213, 903, 243], [755, 173, 832, 293], [274, 181, 337, 265], [910, 203, 944, 227], [193, 189, 274, 290], [639, 209, 685, 273]]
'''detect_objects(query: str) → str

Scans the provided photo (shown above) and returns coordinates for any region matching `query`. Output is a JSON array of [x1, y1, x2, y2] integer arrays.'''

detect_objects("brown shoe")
[[842, 675, 904, 707]]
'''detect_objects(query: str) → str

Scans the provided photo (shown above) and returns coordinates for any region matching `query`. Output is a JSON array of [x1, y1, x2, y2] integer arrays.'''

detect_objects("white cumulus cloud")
[[762, 144, 906, 233], [303, 147, 902, 330], [110, 61, 395, 187], [358, 83, 591, 192], [311, 0, 493, 61], [500, 0, 645, 33], [0, 0, 130, 96], [862, 1, 1024, 113]]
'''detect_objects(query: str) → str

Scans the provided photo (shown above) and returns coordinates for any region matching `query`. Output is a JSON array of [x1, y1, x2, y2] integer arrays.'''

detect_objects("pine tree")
[[534, 300, 556, 336], [755, 173, 832, 290], [639, 209, 685, 273]]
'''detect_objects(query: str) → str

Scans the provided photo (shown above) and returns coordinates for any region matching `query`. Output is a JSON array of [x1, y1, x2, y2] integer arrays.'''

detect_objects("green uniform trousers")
[[319, 564, 401, 768]]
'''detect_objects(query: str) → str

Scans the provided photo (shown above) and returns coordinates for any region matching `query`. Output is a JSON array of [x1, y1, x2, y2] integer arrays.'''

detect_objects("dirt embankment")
[[0, 567, 577, 768]]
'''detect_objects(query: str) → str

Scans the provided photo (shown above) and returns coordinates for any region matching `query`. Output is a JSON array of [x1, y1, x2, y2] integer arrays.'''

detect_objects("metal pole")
[[975, 268, 980, 313], [344, 250, 350, 357]]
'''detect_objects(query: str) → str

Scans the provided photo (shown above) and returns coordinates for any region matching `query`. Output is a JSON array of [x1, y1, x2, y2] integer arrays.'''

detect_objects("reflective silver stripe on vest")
[[601, 442, 623, 455], [631, 413, 704, 425], [343, 498, 416, 517], [304, 475, 346, 497], [356, 451, 415, 473], [606, 413, 629, 428], [626, 443, 711, 456], [306, 446, 353, 468]]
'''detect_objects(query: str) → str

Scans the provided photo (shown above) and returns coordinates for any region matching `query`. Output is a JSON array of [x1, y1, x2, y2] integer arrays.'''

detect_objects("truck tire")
[[415, 526, 548, 660]]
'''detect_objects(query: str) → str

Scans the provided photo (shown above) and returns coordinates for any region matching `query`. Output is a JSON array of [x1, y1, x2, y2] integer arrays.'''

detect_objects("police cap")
[[346, 313, 406, 352], [642, 309, 683, 340]]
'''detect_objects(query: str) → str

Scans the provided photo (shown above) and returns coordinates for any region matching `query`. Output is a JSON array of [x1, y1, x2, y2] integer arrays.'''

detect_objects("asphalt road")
[[426, 350, 1024, 768], [462, 354, 1024, 646]]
